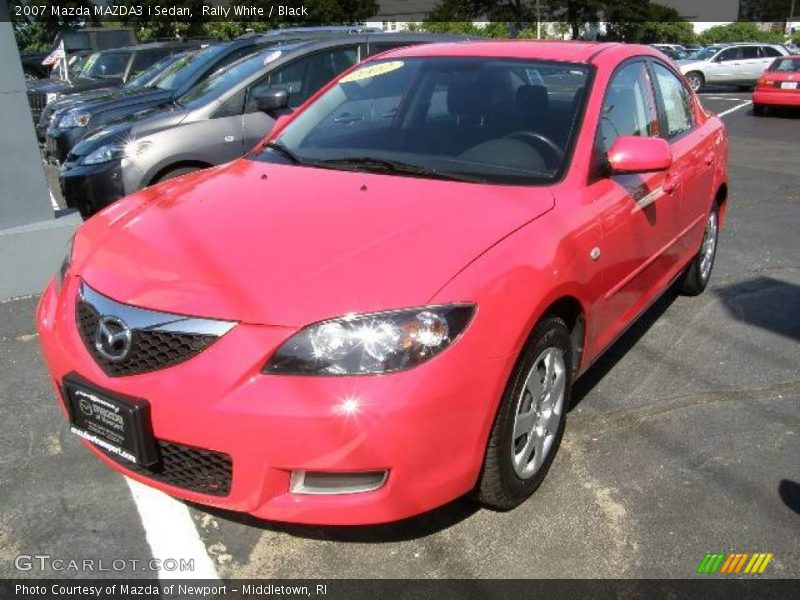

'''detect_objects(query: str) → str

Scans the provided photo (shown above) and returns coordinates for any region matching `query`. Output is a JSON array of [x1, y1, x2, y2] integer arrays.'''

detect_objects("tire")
[[476, 316, 572, 511], [686, 72, 704, 93], [153, 166, 200, 184], [681, 202, 720, 296], [753, 104, 765, 116]]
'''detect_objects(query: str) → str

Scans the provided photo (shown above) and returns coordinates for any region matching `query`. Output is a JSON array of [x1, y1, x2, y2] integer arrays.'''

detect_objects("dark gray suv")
[[59, 34, 465, 217]]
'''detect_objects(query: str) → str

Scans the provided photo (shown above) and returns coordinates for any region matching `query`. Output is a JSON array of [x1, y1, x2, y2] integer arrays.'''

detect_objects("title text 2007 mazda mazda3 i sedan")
[[37, 41, 728, 525]]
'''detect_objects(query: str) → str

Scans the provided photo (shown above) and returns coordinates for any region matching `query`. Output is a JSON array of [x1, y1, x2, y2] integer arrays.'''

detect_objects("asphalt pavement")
[[1, 91, 798, 580]]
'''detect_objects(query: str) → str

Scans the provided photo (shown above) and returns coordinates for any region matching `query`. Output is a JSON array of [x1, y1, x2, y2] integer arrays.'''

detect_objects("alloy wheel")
[[700, 211, 718, 281], [511, 347, 566, 479]]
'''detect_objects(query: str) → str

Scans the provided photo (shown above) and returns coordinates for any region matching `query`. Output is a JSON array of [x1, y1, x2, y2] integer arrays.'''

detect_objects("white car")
[[678, 44, 789, 91]]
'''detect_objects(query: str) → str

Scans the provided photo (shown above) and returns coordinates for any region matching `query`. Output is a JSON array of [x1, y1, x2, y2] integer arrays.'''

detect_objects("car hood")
[[28, 77, 115, 94], [71, 105, 190, 157], [75, 159, 554, 326], [56, 88, 171, 120], [677, 60, 708, 71]]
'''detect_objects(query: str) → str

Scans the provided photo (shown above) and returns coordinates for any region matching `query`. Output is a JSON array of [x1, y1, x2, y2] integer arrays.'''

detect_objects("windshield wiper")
[[319, 157, 484, 183], [265, 141, 305, 165]]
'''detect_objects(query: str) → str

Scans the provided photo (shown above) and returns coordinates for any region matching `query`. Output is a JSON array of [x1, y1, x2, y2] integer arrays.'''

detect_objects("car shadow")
[[778, 480, 800, 516], [755, 106, 800, 119], [712, 276, 800, 342], [570, 282, 682, 411], [185, 495, 481, 543]]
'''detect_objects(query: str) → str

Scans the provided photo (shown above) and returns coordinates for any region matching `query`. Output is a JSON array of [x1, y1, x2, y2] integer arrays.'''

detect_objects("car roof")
[[97, 41, 198, 53], [376, 40, 618, 64]]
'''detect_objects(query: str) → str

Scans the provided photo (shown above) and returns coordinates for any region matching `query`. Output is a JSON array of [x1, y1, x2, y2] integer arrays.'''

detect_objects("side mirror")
[[607, 136, 672, 174], [254, 88, 289, 113]]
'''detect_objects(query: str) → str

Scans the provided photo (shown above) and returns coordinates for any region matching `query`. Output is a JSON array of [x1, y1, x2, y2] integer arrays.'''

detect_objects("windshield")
[[693, 47, 720, 61], [253, 57, 590, 185], [125, 53, 187, 89], [148, 46, 224, 91], [176, 49, 267, 109], [84, 51, 130, 79], [770, 57, 800, 72]]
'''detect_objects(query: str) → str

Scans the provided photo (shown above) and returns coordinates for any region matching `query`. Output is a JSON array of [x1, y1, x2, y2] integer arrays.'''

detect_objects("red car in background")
[[753, 56, 800, 115], [37, 41, 728, 524]]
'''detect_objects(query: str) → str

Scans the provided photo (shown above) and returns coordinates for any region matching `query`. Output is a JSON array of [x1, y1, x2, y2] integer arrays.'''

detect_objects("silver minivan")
[[678, 43, 789, 91]]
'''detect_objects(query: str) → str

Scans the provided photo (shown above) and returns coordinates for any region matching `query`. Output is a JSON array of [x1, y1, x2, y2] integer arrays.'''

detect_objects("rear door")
[[737, 46, 763, 83], [650, 60, 715, 265]]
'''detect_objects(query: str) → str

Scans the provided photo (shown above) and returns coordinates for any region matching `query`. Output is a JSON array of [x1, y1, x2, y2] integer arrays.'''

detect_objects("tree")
[[604, 1, 696, 43], [10, 0, 98, 52], [698, 21, 784, 44]]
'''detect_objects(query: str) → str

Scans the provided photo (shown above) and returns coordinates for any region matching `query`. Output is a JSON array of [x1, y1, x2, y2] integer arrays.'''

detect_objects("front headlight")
[[265, 304, 475, 376], [45, 92, 60, 104], [59, 111, 91, 128], [82, 140, 152, 165]]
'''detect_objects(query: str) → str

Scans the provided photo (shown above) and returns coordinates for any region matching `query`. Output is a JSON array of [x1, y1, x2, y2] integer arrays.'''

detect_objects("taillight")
[[757, 78, 773, 88]]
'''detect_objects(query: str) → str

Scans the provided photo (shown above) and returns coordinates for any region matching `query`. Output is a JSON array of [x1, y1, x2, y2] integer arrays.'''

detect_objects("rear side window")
[[740, 46, 760, 59], [598, 62, 658, 154], [652, 62, 694, 139], [760, 46, 782, 58]]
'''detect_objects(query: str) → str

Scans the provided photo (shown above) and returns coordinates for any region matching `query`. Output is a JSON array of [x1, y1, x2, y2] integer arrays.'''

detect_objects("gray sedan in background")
[[59, 34, 464, 217]]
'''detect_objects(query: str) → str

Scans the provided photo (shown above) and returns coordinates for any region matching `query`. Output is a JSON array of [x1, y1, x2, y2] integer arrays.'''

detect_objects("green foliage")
[[698, 22, 785, 45]]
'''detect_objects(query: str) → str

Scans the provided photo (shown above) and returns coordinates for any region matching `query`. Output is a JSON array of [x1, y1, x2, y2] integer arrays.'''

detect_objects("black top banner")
[[3, 0, 799, 23]]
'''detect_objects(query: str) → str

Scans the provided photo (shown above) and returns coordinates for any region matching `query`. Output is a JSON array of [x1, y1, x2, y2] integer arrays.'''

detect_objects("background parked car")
[[678, 43, 789, 91], [35, 50, 198, 142], [60, 33, 466, 217], [43, 28, 378, 164], [27, 41, 198, 124], [753, 56, 800, 115]]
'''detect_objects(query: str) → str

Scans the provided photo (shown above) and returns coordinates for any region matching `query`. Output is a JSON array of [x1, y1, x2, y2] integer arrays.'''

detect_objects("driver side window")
[[597, 61, 659, 155]]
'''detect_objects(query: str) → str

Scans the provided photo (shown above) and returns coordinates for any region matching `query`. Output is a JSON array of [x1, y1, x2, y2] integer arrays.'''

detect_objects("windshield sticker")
[[340, 61, 404, 83], [264, 50, 282, 65]]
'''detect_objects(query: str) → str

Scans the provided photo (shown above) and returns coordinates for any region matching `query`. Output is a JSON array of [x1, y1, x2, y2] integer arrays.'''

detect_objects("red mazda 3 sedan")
[[37, 42, 728, 524]]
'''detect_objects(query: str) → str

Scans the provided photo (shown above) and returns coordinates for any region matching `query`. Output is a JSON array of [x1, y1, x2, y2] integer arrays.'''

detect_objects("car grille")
[[97, 439, 233, 496], [76, 299, 219, 377], [28, 91, 46, 117]]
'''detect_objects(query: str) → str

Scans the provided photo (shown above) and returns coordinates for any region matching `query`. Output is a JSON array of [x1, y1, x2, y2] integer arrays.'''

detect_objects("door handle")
[[704, 153, 714, 166]]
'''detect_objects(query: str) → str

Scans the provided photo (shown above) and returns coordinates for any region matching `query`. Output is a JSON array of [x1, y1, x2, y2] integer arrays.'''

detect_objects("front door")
[[587, 60, 681, 354]]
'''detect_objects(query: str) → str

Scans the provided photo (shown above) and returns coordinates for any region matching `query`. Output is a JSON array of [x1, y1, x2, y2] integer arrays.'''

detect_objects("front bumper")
[[59, 160, 125, 213], [752, 89, 800, 107], [36, 277, 507, 525]]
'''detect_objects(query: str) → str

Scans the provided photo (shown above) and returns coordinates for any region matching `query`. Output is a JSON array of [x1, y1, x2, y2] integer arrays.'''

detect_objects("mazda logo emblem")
[[94, 315, 132, 362]]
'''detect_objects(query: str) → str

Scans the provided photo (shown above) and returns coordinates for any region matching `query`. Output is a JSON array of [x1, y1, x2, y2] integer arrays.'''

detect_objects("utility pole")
[[536, 0, 542, 39]]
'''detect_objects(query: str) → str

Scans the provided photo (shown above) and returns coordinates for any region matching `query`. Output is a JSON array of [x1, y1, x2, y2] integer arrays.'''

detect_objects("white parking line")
[[125, 477, 220, 580], [701, 96, 749, 101], [717, 100, 753, 118]]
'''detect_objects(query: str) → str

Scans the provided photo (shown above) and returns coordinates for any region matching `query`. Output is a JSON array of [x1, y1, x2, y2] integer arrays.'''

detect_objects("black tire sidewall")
[[491, 318, 573, 501]]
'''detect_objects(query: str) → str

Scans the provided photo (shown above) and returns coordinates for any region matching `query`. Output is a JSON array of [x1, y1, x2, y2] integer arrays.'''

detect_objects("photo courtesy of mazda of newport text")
[[36, 41, 728, 525]]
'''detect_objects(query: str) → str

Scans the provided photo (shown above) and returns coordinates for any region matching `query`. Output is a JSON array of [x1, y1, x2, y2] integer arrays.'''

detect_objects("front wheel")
[[686, 72, 705, 93], [681, 202, 720, 296], [476, 317, 572, 511]]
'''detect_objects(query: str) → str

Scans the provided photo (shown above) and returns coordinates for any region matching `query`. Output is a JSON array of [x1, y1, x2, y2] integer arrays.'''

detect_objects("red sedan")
[[36, 41, 728, 524], [753, 56, 800, 114]]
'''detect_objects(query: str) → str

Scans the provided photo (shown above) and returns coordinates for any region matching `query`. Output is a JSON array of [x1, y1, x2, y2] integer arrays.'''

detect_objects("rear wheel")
[[753, 104, 765, 116], [686, 72, 704, 93], [476, 317, 572, 510], [681, 202, 720, 296]]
